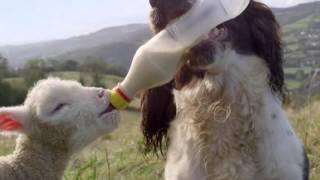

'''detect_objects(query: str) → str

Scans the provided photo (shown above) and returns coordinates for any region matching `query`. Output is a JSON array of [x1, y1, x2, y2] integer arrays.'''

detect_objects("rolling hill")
[[0, 1, 320, 70], [0, 24, 152, 68], [281, 2, 320, 68]]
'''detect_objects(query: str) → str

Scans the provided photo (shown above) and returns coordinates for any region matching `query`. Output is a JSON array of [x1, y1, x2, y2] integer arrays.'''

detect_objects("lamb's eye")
[[51, 103, 68, 114]]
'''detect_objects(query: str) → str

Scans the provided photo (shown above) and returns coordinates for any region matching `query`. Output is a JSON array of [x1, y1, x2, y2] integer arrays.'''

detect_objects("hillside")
[[282, 2, 320, 68], [0, 2, 320, 72], [0, 24, 152, 68], [273, 1, 320, 25]]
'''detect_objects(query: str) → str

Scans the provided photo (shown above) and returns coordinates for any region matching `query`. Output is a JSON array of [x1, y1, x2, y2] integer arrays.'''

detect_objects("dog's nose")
[[149, 0, 157, 7]]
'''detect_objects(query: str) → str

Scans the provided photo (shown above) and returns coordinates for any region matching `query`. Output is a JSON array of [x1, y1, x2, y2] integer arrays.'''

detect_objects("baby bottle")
[[109, 0, 250, 110]]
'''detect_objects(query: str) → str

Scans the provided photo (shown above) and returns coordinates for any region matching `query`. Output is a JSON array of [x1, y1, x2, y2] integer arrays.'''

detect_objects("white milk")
[[116, 0, 250, 101]]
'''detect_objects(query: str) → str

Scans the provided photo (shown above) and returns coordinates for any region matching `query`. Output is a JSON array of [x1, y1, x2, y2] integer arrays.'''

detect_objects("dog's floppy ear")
[[141, 81, 176, 154], [0, 106, 29, 133], [245, 1, 285, 100]]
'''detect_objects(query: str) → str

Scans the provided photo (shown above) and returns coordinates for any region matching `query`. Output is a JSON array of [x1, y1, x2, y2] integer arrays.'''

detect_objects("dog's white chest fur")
[[164, 51, 307, 180], [254, 92, 306, 180]]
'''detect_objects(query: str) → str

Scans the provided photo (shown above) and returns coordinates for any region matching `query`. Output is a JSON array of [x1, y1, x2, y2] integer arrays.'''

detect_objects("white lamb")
[[0, 78, 119, 180]]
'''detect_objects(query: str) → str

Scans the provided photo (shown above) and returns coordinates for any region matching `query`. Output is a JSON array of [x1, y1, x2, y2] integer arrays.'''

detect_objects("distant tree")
[[0, 80, 12, 106], [78, 56, 126, 77], [10, 88, 28, 105], [23, 59, 47, 87], [92, 71, 105, 88], [78, 57, 106, 87], [63, 60, 79, 71], [296, 69, 305, 81], [105, 64, 126, 77], [48, 59, 63, 71], [0, 76, 28, 106], [79, 72, 86, 85], [0, 54, 9, 78], [80, 57, 107, 73]]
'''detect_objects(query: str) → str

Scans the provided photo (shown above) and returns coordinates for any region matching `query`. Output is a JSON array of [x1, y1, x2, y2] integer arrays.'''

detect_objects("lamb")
[[0, 78, 119, 180]]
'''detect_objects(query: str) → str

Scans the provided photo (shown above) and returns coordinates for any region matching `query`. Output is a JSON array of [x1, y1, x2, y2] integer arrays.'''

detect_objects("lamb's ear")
[[0, 106, 28, 132]]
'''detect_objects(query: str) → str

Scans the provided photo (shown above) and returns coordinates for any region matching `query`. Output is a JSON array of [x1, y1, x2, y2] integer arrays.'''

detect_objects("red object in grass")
[[0, 113, 22, 131]]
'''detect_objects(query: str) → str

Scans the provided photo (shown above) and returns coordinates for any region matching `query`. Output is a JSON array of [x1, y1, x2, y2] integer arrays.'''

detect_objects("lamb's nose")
[[149, 0, 157, 7], [98, 89, 105, 98]]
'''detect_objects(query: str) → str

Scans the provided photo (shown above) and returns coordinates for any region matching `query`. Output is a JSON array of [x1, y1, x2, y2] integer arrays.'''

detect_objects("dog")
[[141, 0, 309, 179]]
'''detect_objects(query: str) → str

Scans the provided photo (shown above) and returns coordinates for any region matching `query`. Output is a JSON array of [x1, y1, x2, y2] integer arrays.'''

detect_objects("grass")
[[3, 71, 123, 90], [283, 14, 315, 33], [50, 71, 123, 88], [1, 99, 319, 179], [1, 74, 319, 179], [285, 67, 313, 75], [288, 102, 320, 179], [3, 77, 26, 89], [286, 79, 303, 90], [286, 43, 300, 51], [63, 106, 164, 180], [283, 33, 299, 44], [63, 100, 320, 180]]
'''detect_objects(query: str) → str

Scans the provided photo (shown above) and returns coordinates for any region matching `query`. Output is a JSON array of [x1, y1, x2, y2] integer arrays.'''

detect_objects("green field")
[[284, 67, 313, 75], [4, 71, 123, 90], [284, 67, 315, 90], [1, 74, 319, 179], [3, 77, 26, 89], [1, 99, 320, 179], [50, 71, 123, 88], [286, 79, 303, 90], [63, 107, 165, 180], [283, 14, 316, 34]]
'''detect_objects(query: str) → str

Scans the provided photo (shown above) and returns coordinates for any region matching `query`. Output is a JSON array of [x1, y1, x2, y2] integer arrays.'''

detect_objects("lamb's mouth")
[[99, 104, 115, 118]]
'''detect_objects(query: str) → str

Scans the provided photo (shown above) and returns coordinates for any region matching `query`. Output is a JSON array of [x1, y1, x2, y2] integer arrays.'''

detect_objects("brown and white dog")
[[142, 0, 309, 179]]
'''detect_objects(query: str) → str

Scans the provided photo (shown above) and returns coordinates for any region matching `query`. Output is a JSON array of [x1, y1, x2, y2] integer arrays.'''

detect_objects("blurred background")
[[0, 0, 319, 179]]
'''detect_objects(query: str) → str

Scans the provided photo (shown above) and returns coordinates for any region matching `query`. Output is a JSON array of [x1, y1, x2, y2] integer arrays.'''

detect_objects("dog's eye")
[[51, 103, 68, 115]]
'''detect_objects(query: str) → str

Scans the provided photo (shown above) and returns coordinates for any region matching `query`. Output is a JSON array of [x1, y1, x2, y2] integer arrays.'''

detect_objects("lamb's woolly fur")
[[143, 0, 309, 179], [0, 78, 119, 180]]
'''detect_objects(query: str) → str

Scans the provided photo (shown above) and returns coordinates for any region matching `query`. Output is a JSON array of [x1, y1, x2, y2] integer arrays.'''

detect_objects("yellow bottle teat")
[[109, 86, 132, 110]]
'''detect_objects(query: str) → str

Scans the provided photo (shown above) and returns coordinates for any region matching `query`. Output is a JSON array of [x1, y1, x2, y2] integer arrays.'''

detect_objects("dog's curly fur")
[[142, 0, 309, 179], [143, 0, 285, 154]]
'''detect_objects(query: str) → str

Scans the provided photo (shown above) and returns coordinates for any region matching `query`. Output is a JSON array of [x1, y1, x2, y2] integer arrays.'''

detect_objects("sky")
[[0, 0, 319, 46]]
